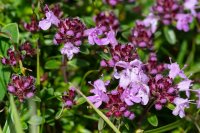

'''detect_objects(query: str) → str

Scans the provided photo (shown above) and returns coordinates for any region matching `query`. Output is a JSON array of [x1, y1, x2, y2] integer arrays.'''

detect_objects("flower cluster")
[[103, 0, 135, 6], [23, 16, 39, 32], [8, 75, 36, 102], [1, 42, 35, 66], [62, 87, 76, 108], [148, 0, 199, 32], [101, 43, 138, 67], [94, 11, 119, 31], [39, 5, 86, 60]]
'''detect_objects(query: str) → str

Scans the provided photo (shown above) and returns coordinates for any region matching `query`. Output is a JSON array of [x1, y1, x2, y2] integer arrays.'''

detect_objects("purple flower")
[[184, 0, 198, 16], [143, 13, 159, 33], [167, 61, 186, 79], [88, 80, 109, 108], [121, 82, 150, 106], [176, 14, 193, 32], [172, 97, 189, 118], [121, 88, 141, 106], [62, 87, 76, 108], [114, 59, 149, 89], [39, 10, 60, 30], [84, 27, 117, 47], [53, 18, 85, 45], [194, 90, 200, 108], [60, 43, 79, 60], [7, 75, 36, 102], [177, 79, 192, 97]]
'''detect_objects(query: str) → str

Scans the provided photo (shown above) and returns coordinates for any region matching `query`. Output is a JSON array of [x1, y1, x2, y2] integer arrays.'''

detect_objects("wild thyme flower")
[[152, 0, 182, 25], [100, 43, 138, 68], [94, 11, 119, 31], [88, 80, 109, 108], [54, 17, 86, 46], [60, 42, 79, 60], [8, 75, 36, 102], [145, 52, 165, 75], [62, 87, 76, 108], [20, 41, 36, 57], [175, 13, 193, 32], [172, 97, 189, 118], [1, 48, 20, 66], [84, 26, 117, 47], [39, 5, 60, 30], [131, 21, 153, 48], [23, 16, 39, 32], [184, 0, 198, 16], [105, 87, 135, 119]]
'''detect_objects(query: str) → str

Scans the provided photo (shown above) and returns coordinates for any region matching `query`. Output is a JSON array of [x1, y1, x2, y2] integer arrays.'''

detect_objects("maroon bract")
[[101, 44, 138, 67], [62, 87, 76, 108], [148, 74, 178, 110], [23, 17, 39, 32], [145, 53, 165, 75], [152, 0, 182, 25], [105, 87, 135, 120], [53, 18, 86, 46], [131, 21, 153, 49], [8, 75, 36, 102], [94, 11, 119, 31], [1, 48, 20, 66], [20, 41, 36, 57]]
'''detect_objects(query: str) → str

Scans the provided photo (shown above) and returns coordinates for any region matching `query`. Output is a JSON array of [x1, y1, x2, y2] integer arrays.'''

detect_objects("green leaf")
[[166, 103, 175, 110], [147, 114, 158, 127], [2, 23, 19, 43], [144, 120, 182, 133], [98, 51, 111, 60], [98, 118, 104, 131], [44, 60, 61, 70], [177, 41, 187, 64], [9, 95, 24, 133], [28, 115, 45, 126], [75, 97, 86, 106], [164, 27, 176, 44], [68, 58, 90, 68], [31, 96, 41, 102]]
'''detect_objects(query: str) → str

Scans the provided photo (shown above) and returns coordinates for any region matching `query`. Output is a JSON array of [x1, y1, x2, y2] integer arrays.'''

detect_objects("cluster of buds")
[[145, 52, 165, 75], [151, 0, 182, 25], [94, 11, 119, 31], [103, 0, 135, 7], [130, 21, 153, 49], [8, 75, 36, 102], [1, 48, 20, 66], [44, 4, 63, 18], [62, 87, 76, 108], [101, 43, 138, 67], [88, 79, 134, 119], [1, 42, 35, 66], [23, 16, 40, 32], [53, 18, 86, 46], [105, 87, 135, 119]]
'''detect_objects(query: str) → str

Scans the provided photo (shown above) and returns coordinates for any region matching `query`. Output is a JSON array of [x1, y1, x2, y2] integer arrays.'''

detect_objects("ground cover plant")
[[0, 0, 200, 132]]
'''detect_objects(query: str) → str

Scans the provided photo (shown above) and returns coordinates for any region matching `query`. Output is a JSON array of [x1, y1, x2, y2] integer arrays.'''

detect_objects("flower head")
[[176, 14, 193, 32], [39, 8, 60, 30], [84, 27, 117, 47], [8, 75, 36, 102], [172, 97, 189, 118], [60, 42, 79, 60], [88, 79, 109, 108]]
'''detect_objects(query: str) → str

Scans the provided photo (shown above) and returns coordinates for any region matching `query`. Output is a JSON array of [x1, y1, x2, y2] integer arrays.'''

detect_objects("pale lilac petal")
[[39, 19, 52, 30]]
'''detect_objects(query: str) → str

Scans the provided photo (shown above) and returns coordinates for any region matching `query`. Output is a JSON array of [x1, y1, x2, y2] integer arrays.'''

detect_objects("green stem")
[[9, 95, 24, 133], [36, 43, 40, 86], [144, 120, 181, 133], [74, 88, 120, 133]]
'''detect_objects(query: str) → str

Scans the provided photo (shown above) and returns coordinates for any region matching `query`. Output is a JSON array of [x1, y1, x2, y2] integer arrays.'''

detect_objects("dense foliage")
[[0, 0, 200, 133]]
